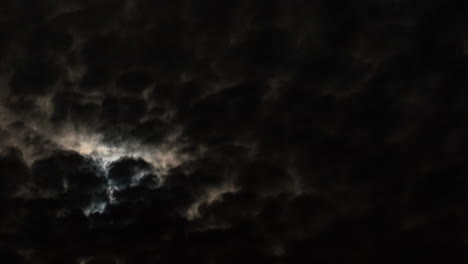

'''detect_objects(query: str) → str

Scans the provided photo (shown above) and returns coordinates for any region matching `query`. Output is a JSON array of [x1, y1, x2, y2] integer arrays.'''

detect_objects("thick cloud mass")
[[1, 0, 468, 263]]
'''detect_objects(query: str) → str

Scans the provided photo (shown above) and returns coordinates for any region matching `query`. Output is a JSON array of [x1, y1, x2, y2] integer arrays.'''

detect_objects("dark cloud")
[[107, 157, 154, 187], [31, 151, 106, 212], [9, 59, 61, 97], [115, 70, 153, 95], [0, 147, 30, 199], [51, 91, 101, 126], [0, 0, 468, 263]]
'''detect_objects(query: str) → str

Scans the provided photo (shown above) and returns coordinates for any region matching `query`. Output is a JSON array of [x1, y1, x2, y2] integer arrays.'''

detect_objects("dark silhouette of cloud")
[[0, 0, 468, 263]]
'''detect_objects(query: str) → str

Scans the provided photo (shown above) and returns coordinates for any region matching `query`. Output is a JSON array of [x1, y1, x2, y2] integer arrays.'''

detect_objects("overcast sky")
[[1, 1, 468, 263]]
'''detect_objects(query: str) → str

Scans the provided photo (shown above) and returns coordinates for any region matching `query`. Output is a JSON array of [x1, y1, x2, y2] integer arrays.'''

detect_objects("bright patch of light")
[[83, 201, 107, 216], [106, 185, 118, 202], [56, 131, 188, 174]]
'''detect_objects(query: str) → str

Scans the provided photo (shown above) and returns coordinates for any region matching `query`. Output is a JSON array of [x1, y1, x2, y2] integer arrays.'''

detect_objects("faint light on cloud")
[[186, 182, 239, 220], [82, 201, 107, 216]]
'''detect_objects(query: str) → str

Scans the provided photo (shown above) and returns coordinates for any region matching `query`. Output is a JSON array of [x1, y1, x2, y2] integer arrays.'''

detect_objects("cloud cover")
[[1, 0, 468, 263]]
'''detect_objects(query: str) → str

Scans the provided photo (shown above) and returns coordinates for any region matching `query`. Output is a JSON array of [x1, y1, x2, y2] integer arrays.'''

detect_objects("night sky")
[[1, 1, 468, 263]]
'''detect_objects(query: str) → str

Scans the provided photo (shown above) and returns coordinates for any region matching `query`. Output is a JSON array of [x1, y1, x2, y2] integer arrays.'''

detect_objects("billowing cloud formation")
[[1, 0, 468, 263]]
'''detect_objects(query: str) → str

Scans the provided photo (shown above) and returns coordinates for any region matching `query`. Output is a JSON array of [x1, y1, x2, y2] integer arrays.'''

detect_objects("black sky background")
[[1, 0, 468, 263]]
